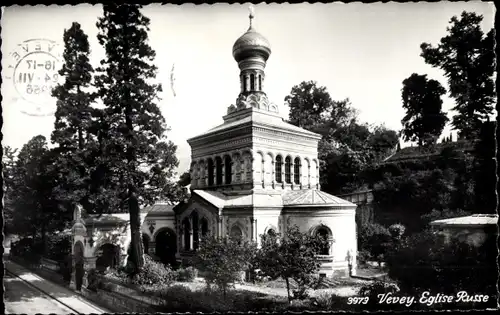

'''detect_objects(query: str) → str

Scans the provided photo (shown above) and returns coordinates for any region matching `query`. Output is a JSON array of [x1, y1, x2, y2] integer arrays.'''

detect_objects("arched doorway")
[[155, 228, 178, 267], [96, 243, 120, 271]]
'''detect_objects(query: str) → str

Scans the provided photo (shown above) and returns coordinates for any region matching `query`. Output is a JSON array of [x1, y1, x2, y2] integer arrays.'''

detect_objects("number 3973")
[[347, 296, 369, 305], [26, 84, 52, 95]]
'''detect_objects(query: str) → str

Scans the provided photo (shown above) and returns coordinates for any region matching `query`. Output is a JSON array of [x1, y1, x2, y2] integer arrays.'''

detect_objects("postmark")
[[4, 38, 63, 117]]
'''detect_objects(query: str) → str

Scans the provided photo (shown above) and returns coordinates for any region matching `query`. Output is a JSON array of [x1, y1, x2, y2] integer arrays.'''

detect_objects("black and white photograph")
[[1, 2, 498, 313]]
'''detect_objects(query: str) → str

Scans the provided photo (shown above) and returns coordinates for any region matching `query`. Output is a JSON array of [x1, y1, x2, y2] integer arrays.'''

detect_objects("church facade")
[[173, 11, 358, 277], [71, 10, 357, 278]]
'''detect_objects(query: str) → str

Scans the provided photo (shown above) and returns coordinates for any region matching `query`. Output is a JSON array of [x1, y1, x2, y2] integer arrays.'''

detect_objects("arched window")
[[315, 226, 331, 255], [230, 225, 243, 244], [207, 158, 214, 186], [258, 75, 262, 91], [285, 156, 292, 184], [224, 155, 232, 184], [201, 218, 209, 238], [192, 212, 199, 250], [183, 218, 191, 251], [215, 157, 223, 185], [250, 74, 255, 90], [294, 157, 301, 184], [275, 155, 283, 183], [267, 229, 277, 237]]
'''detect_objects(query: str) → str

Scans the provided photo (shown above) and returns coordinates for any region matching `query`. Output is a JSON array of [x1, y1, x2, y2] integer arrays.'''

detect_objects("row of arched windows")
[[241, 72, 264, 92], [192, 153, 318, 188], [275, 156, 302, 185]]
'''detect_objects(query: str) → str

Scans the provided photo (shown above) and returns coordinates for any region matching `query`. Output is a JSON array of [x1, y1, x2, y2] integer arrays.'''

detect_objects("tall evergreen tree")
[[2, 146, 18, 235], [51, 22, 97, 213], [95, 4, 179, 272], [401, 73, 448, 146], [421, 12, 495, 139]]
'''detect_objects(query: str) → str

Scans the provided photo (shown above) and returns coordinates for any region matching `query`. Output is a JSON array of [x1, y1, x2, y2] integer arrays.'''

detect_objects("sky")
[[1, 2, 496, 173]]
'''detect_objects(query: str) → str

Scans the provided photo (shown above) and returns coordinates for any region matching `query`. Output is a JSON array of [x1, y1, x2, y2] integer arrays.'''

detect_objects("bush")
[[386, 230, 498, 302], [358, 223, 392, 264], [388, 223, 406, 239], [132, 255, 176, 286], [46, 233, 71, 262], [358, 280, 401, 310], [11, 237, 43, 263], [175, 266, 198, 282], [86, 269, 102, 292]]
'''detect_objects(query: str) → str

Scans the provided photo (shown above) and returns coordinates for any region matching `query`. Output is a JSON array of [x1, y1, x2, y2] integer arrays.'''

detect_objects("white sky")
[[1, 3, 495, 173]]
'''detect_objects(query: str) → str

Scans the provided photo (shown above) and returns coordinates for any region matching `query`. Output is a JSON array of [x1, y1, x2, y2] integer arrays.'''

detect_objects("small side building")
[[430, 214, 498, 247]]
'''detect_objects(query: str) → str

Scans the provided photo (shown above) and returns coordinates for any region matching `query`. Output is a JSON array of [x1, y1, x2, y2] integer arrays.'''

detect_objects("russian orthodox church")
[[71, 9, 357, 278]]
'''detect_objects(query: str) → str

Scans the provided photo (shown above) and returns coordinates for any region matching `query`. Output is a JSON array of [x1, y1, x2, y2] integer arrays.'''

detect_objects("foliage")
[[358, 280, 401, 310], [385, 230, 497, 300], [94, 3, 180, 273], [420, 11, 495, 139], [388, 223, 406, 239], [254, 225, 327, 303], [472, 120, 496, 213], [357, 223, 391, 265], [175, 266, 198, 282], [131, 255, 176, 286], [194, 235, 257, 299], [46, 233, 72, 262], [285, 80, 399, 195], [401, 73, 448, 146], [2, 146, 18, 235], [50, 22, 99, 215], [10, 238, 43, 263], [365, 146, 476, 232], [143, 284, 291, 312]]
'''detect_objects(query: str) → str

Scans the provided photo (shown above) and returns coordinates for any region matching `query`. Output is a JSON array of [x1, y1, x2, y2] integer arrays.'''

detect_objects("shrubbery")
[[357, 223, 392, 265], [175, 266, 198, 282], [131, 255, 176, 286], [385, 230, 498, 308]]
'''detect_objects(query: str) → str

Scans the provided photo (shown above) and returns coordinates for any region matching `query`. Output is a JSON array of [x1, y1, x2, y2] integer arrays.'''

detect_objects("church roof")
[[282, 189, 356, 207], [143, 203, 176, 216], [431, 214, 498, 227], [191, 108, 321, 141], [192, 189, 355, 209]]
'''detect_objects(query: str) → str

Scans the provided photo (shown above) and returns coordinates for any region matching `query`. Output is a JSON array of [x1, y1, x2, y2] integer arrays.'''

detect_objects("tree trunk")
[[128, 185, 145, 272], [285, 277, 291, 304]]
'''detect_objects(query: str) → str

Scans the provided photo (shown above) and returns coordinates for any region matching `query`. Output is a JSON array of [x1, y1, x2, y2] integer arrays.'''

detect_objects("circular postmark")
[[4, 38, 63, 117]]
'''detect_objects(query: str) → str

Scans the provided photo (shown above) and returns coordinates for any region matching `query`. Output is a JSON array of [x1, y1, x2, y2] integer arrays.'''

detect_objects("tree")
[[401, 73, 448, 146], [195, 236, 256, 299], [420, 12, 495, 139], [2, 146, 18, 235], [51, 22, 98, 214], [472, 120, 496, 213], [255, 225, 327, 303], [95, 4, 179, 273], [285, 80, 357, 135]]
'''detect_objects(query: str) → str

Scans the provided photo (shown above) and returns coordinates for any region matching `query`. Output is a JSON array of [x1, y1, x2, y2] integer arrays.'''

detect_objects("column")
[[149, 242, 156, 255], [250, 218, 255, 241], [189, 217, 194, 250], [218, 217, 223, 238], [281, 159, 285, 188], [245, 75, 250, 93], [308, 162, 311, 189]]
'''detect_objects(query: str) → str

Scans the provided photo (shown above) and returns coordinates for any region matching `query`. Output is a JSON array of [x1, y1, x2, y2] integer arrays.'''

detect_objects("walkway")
[[5, 260, 110, 314]]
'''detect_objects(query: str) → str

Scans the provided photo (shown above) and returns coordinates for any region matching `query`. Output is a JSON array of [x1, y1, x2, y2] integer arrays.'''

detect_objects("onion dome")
[[232, 7, 271, 63]]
